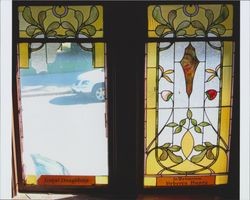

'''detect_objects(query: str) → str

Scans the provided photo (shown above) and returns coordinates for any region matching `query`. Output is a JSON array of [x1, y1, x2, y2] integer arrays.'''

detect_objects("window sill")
[[14, 193, 236, 200]]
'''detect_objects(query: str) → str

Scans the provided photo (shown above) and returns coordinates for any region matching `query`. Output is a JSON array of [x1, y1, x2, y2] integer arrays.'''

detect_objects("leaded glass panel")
[[144, 40, 234, 187], [145, 3, 235, 186], [148, 4, 233, 38], [18, 5, 103, 38]]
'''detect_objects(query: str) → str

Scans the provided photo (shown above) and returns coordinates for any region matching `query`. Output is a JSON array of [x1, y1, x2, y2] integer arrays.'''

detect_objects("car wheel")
[[92, 84, 105, 102]]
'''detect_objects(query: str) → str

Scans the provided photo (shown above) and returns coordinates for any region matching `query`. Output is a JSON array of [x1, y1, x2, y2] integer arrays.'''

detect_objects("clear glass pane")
[[19, 42, 108, 186], [144, 41, 234, 187]]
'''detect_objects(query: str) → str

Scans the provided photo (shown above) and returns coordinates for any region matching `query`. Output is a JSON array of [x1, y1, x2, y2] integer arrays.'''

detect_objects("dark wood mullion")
[[147, 37, 235, 43], [105, 2, 147, 197], [16, 38, 106, 43], [145, 1, 235, 6], [226, 2, 240, 199], [13, 0, 108, 6]]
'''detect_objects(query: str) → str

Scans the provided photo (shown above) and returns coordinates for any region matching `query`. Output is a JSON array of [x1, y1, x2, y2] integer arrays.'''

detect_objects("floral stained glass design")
[[148, 4, 233, 38], [145, 4, 234, 187], [18, 5, 103, 38]]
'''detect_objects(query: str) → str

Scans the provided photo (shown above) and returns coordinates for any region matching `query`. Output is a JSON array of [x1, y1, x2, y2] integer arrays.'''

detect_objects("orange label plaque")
[[37, 175, 95, 186], [156, 176, 215, 186]]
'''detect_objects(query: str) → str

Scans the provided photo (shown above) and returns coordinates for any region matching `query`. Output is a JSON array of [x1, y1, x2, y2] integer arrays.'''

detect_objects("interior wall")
[[240, 1, 250, 200], [0, 0, 12, 199]]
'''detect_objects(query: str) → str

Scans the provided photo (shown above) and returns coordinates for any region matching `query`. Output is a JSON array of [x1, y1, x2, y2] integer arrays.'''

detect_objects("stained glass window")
[[148, 4, 233, 38], [144, 4, 235, 187], [18, 5, 103, 38], [15, 4, 108, 187]]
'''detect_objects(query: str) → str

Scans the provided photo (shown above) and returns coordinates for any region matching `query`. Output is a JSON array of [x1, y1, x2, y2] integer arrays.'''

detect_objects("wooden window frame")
[[12, 1, 240, 199]]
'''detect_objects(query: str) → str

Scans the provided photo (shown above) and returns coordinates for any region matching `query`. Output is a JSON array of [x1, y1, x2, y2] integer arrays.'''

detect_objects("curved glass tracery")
[[148, 4, 233, 38], [19, 5, 103, 38]]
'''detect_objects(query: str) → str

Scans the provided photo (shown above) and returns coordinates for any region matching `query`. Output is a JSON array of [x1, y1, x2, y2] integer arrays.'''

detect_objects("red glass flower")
[[206, 89, 217, 100]]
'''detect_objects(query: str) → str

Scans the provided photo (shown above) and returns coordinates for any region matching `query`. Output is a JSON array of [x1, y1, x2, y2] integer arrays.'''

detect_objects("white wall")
[[240, 1, 250, 200], [0, 0, 12, 199]]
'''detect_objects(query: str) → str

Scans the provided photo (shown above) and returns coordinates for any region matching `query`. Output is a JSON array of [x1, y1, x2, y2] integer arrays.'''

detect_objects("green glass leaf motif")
[[213, 5, 229, 25], [168, 145, 181, 152], [168, 10, 177, 26], [206, 74, 216, 82], [206, 149, 215, 160], [187, 109, 192, 119], [179, 119, 186, 126], [206, 69, 215, 73], [167, 150, 183, 164], [32, 31, 43, 38], [191, 119, 197, 126], [38, 11, 46, 26], [65, 30, 76, 37], [194, 145, 206, 151], [204, 142, 213, 147], [47, 31, 57, 37], [83, 25, 96, 36], [194, 126, 202, 133], [75, 10, 84, 27], [174, 126, 182, 134], [215, 64, 221, 71], [205, 9, 214, 26], [198, 122, 210, 127], [159, 150, 168, 161], [155, 25, 167, 36], [213, 24, 226, 35], [46, 22, 60, 33], [153, 6, 167, 25], [191, 20, 205, 31], [196, 30, 205, 36], [164, 69, 174, 74], [166, 122, 178, 127], [162, 143, 171, 148], [23, 7, 38, 26], [159, 65, 164, 72], [61, 21, 76, 32], [26, 25, 37, 36], [176, 21, 190, 32], [176, 30, 186, 37], [191, 150, 206, 163], [85, 6, 99, 25], [163, 75, 173, 83]]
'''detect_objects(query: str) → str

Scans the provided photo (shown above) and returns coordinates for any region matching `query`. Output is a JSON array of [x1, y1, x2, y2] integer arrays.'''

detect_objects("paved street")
[[21, 92, 108, 176]]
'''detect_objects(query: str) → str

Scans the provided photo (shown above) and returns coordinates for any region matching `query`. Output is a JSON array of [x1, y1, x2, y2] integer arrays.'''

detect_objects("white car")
[[72, 69, 105, 101]]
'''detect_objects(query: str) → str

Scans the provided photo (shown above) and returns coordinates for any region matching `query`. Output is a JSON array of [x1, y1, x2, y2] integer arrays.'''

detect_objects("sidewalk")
[[21, 85, 73, 97]]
